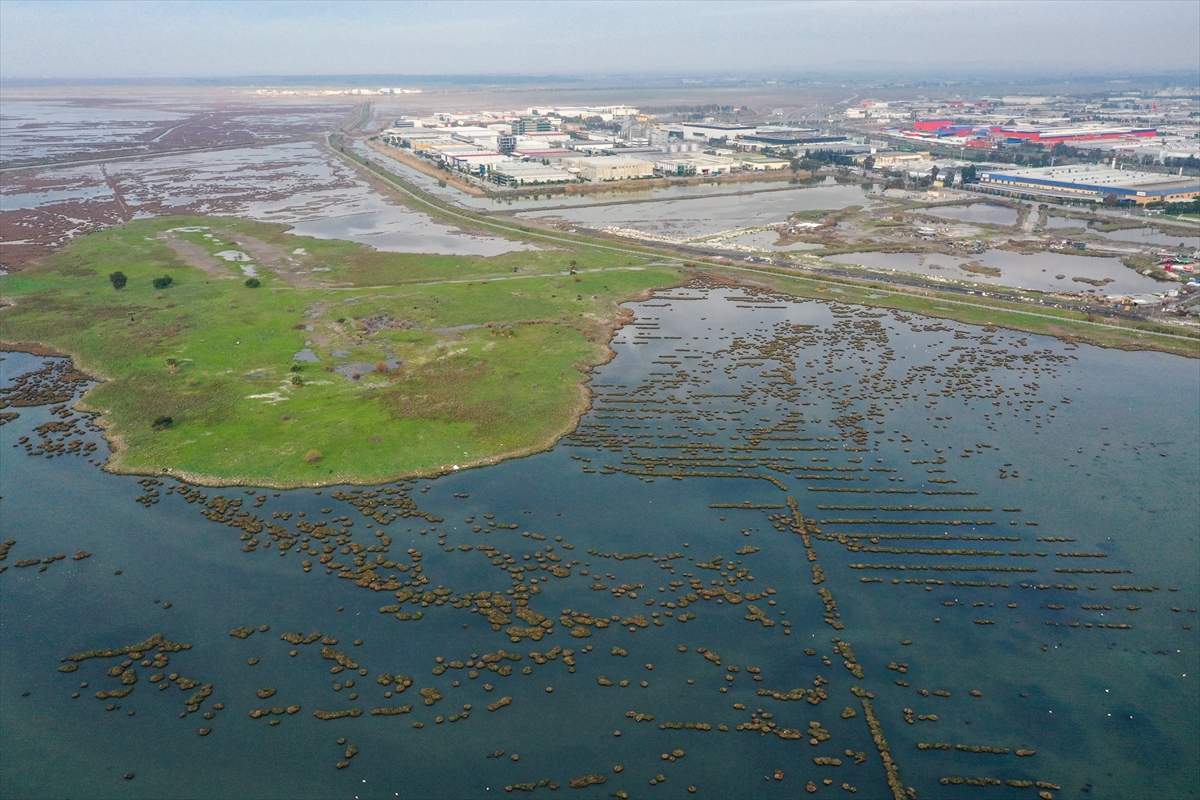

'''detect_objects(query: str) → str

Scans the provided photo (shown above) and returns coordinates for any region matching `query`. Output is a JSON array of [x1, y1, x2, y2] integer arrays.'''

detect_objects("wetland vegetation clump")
[[313, 709, 362, 720]]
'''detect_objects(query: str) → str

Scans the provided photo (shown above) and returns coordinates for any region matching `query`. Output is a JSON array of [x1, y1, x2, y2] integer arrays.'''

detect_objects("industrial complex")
[[376, 105, 866, 186], [365, 90, 1199, 211]]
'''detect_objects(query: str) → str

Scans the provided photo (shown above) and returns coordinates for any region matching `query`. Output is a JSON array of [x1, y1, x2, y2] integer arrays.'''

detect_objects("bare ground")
[[156, 232, 237, 278]]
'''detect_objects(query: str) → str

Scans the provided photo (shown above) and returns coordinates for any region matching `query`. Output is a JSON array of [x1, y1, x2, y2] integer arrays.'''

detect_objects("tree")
[[862, 156, 876, 172], [960, 165, 977, 184], [109, 271, 127, 291]]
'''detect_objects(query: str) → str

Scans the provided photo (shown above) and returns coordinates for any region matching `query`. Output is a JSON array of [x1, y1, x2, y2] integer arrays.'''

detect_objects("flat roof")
[[677, 123, 756, 131], [980, 165, 1200, 198], [981, 165, 1195, 190]]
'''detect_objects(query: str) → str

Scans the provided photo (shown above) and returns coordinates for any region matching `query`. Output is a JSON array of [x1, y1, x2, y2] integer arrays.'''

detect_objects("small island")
[[1, 216, 679, 486]]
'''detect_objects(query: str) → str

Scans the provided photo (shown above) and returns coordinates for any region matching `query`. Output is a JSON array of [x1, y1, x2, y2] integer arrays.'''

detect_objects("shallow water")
[[0, 101, 190, 165], [1, 137, 533, 258], [1045, 217, 1084, 231], [271, 201, 538, 257], [826, 250, 1166, 295], [1, 289, 1196, 800], [1044, 218, 1200, 250], [519, 185, 874, 241], [1089, 227, 1200, 250], [924, 204, 1019, 227]]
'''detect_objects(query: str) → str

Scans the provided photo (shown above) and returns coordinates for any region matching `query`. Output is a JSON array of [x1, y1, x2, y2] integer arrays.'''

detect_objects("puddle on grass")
[[292, 348, 321, 362]]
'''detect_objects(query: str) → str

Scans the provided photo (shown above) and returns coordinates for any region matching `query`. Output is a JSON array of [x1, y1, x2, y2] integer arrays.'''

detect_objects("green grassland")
[[1, 216, 679, 485]]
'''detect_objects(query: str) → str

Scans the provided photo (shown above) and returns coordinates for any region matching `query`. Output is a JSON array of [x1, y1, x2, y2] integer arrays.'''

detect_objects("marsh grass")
[[0, 216, 679, 485]]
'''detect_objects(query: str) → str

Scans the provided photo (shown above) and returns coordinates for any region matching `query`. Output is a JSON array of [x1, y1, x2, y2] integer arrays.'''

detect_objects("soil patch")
[[156, 232, 235, 279]]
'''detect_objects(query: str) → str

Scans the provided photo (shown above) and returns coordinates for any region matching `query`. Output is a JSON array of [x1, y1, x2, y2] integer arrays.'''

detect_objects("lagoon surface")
[[2, 286, 1197, 800], [826, 250, 1166, 295], [924, 204, 1020, 227], [518, 186, 874, 241]]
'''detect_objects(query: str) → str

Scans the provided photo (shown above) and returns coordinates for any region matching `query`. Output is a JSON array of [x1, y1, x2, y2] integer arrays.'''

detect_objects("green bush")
[[151, 416, 173, 430], [109, 271, 128, 290], [245, 277, 261, 288], [152, 275, 174, 290]]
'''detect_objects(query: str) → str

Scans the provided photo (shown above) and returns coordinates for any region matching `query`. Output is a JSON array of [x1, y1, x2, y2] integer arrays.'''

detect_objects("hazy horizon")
[[2, 0, 1198, 83]]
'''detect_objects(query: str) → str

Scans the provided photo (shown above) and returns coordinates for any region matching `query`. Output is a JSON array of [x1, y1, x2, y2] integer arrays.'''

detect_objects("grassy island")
[[1, 217, 679, 485]]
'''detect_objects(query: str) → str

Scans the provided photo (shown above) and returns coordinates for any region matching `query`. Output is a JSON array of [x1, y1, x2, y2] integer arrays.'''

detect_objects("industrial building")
[[653, 154, 735, 177], [561, 156, 655, 182], [898, 120, 1159, 147], [992, 125, 1157, 144], [511, 116, 555, 134], [671, 123, 756, 142], [444, 151, 508, 174], [741, 129, 846, 146], [978, 165, 1200, 205], [491, 163, 573, 186], [725, 153, 791, 170]]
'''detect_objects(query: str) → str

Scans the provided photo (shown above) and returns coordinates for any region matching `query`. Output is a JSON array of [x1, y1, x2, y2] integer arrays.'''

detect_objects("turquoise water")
[[2, 287, 1197, 800]]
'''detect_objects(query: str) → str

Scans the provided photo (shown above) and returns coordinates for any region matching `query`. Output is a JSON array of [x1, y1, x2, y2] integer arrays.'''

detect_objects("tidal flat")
[[1, 284, 1196, 800]]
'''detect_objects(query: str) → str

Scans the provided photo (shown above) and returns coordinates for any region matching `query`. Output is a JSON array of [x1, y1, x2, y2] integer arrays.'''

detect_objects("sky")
[[1, 0, 1197, 81]]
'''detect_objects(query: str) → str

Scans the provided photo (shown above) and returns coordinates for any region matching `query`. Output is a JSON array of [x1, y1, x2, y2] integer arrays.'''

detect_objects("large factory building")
[[978, 165, 1200, 205]]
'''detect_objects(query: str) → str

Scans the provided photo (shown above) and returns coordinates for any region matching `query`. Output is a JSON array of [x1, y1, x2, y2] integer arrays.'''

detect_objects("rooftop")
[[981, 165, 1196, 192]]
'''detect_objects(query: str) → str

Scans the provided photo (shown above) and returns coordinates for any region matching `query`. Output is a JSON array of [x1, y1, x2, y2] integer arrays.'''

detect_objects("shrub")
[[374, 361, 389, 374], [303, 450, 322, 463], [109, 271, 128, 290], [244, 277, 261, 288], [151, 416, 173, 430], [152, 275, 174, 290]]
